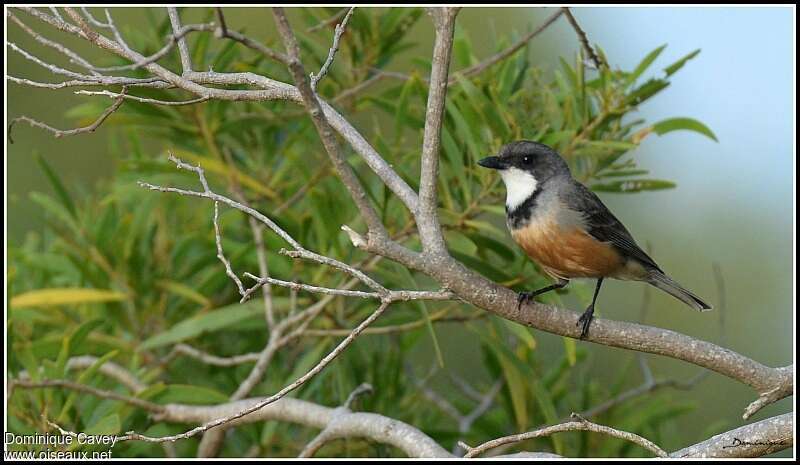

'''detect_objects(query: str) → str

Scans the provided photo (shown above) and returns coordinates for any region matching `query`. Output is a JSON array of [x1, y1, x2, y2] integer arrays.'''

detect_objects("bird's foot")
[[517, 291, 535, 310], [576, 305, 594, 339]]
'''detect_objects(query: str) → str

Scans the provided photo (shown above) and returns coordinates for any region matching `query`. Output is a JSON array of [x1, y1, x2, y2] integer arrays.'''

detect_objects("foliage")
[[7, 7, 715, 457]]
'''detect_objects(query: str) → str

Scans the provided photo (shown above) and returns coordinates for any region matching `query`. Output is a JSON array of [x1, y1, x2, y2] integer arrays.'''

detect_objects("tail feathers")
[[648, 272, 712, 311]]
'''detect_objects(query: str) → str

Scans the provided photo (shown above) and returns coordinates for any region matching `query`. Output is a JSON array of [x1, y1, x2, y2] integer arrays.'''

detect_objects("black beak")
[[477, 156, 506, 170]]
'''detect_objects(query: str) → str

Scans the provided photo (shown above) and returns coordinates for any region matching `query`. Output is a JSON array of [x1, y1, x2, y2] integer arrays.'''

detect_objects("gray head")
[[477, 140, 571, 210]]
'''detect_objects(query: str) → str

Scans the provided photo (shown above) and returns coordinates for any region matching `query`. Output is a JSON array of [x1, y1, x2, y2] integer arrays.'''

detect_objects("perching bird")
[[478, 140, 711, 339]]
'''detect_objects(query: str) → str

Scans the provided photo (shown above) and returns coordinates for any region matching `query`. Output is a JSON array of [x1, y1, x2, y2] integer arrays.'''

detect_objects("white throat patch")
[[499, 167, 539, 211]]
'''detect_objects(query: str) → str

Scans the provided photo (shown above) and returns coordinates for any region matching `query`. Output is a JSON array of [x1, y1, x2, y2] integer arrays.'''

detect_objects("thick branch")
[[671, 413, 793, 458], [356, 246, 793, 419], [417, 7, 458, 255]]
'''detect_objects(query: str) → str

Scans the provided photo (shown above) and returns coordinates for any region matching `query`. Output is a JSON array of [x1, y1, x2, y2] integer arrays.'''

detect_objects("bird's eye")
[[522, 156, 532, 165]]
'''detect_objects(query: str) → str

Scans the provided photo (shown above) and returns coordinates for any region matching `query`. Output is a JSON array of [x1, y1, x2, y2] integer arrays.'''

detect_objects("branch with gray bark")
[[11, 355, 793, 458]]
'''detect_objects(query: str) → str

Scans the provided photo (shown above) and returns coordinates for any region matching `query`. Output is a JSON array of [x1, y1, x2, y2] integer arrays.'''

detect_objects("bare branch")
[[11, 356, 792, 458], [8, 41, 93, 80], [672, 413, 793, 458], [299, 382, 374, 458], [168, 344, 261, 367], [273, 6, 389, 241], [93, 23, 215, 72], [167, 7, 193, 73], [562, 7, 606, 69], [8, 10, 101, 76], [243, 272, 380, 300], [165, 395, 451, 457], [7, 74, 170, 89], [417, 8, 459, 255], [310, 7, 355, 91], [75, 89, 209, 106], [307, 8, 350, 33], [16, 6, 422, 214], [213, 7, 289, 65], [461, 413, 668, 458], [16, 355, 145, 394], [8, 86, 127, 143], [448, 8, 565, 85], [11, 378, 163, 413], [121, 301, 392, 443], [213, 202, 246, 296], [301, 307, 483, 337]]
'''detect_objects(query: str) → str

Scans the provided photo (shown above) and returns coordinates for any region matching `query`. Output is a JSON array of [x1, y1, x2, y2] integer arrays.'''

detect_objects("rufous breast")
[[511, 218, 623, 280]]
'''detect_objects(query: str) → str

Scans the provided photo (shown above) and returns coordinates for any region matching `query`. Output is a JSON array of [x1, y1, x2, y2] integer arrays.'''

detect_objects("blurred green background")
[[6, 6, 793, 457]]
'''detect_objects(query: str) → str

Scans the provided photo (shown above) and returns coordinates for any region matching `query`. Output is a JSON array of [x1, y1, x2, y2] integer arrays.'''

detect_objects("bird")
[[477, 140, 711, 339]]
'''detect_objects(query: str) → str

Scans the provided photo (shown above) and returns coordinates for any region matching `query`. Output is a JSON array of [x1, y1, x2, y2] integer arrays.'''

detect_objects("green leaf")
[[596, 169, 650, 178], [563, 337, 577, 366], [651, 117, 718, 142], [664, 49, 701, 77], [625, 79, 670, 106], [467, 232, 516, 262], [30, 192, 81, 236], [84, 413, 121, 436], [10, 288, 129, 308], [139, 300, 267, 350], [503, 319, 537, 350], [143, 384, 229, 405], [58, 350, 119, 422], [156, 279, 212, 307], [36, 154, 77, 220], [627, 44, 667, 85], [592, 179, 677, 193]]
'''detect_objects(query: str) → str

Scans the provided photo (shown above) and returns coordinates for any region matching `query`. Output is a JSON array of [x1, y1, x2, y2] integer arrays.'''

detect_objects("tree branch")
[[310, 7, 355, 91], [460, 412, 668, 458], [447, 8, 564, 85], [417, 7, 459, 255], [273, 6, 389, 242], [11, 356, 792, 458], [671, 412, 793, 458], [562, 7, 606, 69], [167, 7, 192, 73], [8, 86, 127, 143]]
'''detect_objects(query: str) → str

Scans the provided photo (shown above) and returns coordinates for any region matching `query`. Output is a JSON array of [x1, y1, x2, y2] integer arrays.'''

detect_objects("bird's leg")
[[577, 277, 604, 339], [518, 279, 569, 310]]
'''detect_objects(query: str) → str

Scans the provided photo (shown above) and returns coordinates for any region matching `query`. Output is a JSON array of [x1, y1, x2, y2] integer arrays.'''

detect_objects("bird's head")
[[478, 140, 571, 210]]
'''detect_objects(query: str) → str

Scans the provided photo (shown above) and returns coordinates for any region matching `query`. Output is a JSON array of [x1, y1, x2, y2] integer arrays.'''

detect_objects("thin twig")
[[168, 344, 261, 367], [12, 379, 163, 413], [213, 202, 246, 296], [8, 10, 101, 76], [310, 7, 355, 91], [461, 413, 668, 458], [448, 8, 565, 85], [75, 89, 209, 106], [307, 8, 350, 33], [8, 86, 127, 143], [213, 7, 288, 64], [562, 7, 606, 69]]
